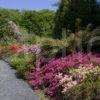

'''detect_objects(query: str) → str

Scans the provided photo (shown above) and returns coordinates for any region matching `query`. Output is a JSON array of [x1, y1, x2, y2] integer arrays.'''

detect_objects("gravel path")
[[0, 60, 40, 100]]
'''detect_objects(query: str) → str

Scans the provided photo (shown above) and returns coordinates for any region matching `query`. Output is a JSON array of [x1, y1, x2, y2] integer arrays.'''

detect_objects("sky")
[[0, 0, 58, 11]]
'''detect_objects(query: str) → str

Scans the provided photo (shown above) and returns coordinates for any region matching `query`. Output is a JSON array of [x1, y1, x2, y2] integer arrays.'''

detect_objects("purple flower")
[[29, 45, 41, 54]]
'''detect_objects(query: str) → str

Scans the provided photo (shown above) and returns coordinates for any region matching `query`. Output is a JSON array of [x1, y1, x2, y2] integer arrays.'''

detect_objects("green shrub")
[[17, 53, 34, 78], [9, 53, 35, 78], [9, 56, 25, 69]]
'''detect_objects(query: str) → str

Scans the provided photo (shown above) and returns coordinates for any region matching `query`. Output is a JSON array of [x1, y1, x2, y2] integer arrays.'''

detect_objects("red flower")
[[9, 44, 22, 53]]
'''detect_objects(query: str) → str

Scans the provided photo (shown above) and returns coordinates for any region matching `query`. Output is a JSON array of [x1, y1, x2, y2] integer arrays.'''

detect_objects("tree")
[[53, 0, 100, 38], [21, 10, 55, 36], [21, 10, 41, 35], [38, 9, 55, 36], [0, 8, 21, 25], [0, 10, 11, 38], [0, 8, 55, 37], [0, 9, 20, 41]]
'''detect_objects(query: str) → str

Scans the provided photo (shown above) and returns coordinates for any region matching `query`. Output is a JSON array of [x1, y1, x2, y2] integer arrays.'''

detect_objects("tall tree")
[[53, 0, 100, 38]]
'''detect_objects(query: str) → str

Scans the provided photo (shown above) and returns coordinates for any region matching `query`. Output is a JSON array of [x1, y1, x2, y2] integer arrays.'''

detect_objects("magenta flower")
[[26, 52, 100, 98]]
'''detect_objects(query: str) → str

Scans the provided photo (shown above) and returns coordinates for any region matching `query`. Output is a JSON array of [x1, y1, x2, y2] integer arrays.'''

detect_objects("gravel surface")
[[0, 60, 40, 100]]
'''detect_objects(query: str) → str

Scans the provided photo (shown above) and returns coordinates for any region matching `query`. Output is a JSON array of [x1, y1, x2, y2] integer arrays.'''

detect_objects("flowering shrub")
[[9, 44, 41, 54], [26, 52, 100, 99], [56, 64, 99, 94], [20, 45, 41, 54], [61, 72, 100, 100], [9, 44, 22, 53], [7, 43, 41, 78], [29, 45, 41, 54]]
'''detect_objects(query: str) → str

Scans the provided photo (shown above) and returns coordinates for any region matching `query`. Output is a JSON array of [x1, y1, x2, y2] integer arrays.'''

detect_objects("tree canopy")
[[21, 9, 55, 36], [0, 8, 55, 37], [53, 0, 100, 38]]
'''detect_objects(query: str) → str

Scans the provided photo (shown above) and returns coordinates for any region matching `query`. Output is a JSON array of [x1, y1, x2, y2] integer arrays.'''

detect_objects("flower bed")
[[26, 52, 100, 99], [1, 43, 100, 99]]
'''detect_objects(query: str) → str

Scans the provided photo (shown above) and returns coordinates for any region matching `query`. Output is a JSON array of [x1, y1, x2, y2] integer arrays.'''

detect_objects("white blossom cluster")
[[56, 64, 100, 94]]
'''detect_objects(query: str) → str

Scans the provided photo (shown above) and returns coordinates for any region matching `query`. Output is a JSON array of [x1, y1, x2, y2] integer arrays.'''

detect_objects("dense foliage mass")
[[0, 11, 13, 39], [0, 8, 55, 38], [53, 0, 100, 38], [21, 10, 55, 36]]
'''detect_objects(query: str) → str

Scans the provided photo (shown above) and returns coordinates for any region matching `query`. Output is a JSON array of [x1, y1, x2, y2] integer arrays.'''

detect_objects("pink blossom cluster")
[[26, 52, 100, 98]]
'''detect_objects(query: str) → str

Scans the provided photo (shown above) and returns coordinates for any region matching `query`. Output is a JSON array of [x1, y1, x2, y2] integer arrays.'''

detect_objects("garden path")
[[0, 60, 40, 100]]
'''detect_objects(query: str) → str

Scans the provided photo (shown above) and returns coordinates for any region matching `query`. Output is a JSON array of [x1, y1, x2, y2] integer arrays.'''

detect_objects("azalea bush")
[[26, 52, 100, 99], [56, 64, 99, 93], [61, 72, 100, 100], [8, 44, 41, 78]]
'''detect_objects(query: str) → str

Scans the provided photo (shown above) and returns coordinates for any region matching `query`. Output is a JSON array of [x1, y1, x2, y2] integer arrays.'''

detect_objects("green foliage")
[[38, 10, 55, 36], [20, 9, 55, 36], [9, 52, 35, 78], [0, 8, 21, 25], [0, 12, 10, 38], [9, 56, 25, 69], [0, 8, 55, 38], [0, 9, 21, 42], [21, 10, 41, 35], [53, 0, 100, 38]]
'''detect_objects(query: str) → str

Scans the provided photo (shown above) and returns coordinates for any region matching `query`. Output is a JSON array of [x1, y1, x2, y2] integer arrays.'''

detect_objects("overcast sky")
[[0, 0, 58, 10]]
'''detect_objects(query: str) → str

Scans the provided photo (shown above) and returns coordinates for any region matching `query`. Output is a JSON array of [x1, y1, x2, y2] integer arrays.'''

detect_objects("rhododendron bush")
[[26, 52, 100, 99]]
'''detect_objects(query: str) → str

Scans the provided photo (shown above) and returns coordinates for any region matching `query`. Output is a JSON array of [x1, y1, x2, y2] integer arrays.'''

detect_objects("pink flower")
[[26, 52, 100, 98]]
